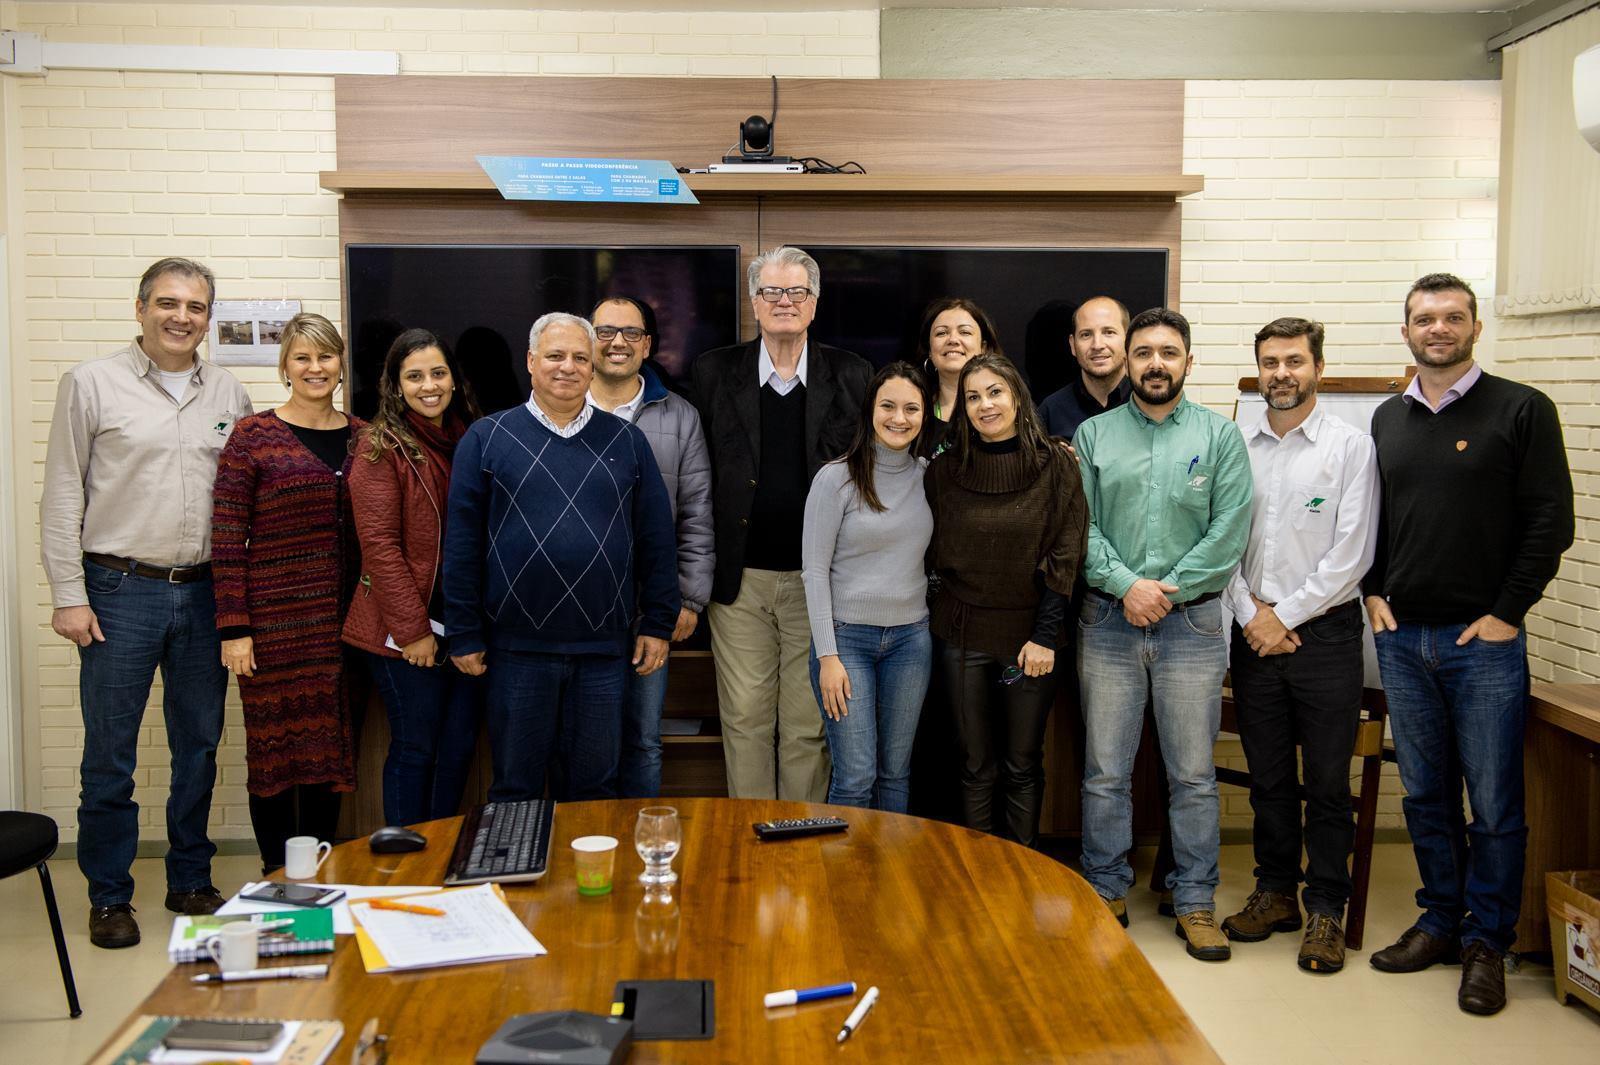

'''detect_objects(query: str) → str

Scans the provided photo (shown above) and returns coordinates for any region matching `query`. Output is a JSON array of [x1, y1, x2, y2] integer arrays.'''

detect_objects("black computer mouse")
[[368, 825, 427, 853]]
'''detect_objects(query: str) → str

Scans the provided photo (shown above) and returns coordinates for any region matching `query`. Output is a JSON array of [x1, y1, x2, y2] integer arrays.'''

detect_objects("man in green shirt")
[[1074, 307, 1252, 961]]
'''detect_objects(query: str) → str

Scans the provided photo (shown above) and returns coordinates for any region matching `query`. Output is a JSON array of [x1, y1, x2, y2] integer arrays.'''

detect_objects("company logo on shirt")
[[1304, 496, 1326, 513], [1186, 474, 1209, 490]]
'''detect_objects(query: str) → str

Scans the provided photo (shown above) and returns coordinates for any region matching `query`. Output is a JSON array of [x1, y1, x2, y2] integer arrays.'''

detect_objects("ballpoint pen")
[[191, 963, 329, 984], [1187, 455, 1200, 476], [764, 981, 855, 1008], [836, 985, 878, 1043]]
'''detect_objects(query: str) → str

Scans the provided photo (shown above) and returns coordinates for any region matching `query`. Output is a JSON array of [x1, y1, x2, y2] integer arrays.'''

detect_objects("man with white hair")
[[443, 311, 679, 800], [690, 246, 871, 800]]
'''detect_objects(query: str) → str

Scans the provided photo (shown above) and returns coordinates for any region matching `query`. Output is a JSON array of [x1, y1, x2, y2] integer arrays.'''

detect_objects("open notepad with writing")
[[350, 883, 546, 973]]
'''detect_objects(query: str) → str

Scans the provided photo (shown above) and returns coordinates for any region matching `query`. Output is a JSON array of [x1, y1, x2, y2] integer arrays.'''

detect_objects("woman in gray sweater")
[[802, 362, 935, 811]]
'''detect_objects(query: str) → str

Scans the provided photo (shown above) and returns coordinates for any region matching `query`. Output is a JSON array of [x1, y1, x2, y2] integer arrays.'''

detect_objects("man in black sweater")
[[689, 246, 871, 800], [1362, 273, 1573, 1016]]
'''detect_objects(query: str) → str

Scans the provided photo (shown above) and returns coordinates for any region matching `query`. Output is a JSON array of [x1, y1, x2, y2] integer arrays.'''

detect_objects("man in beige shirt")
[[40, 258, 252, 949]]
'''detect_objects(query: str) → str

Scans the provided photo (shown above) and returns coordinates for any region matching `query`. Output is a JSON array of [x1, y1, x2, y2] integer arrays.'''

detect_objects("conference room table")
[[96, 798, 1223, 1063]]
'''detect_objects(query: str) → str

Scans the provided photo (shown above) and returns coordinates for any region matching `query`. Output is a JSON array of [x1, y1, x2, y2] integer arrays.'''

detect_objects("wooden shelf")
[[319, 170, 1204, 199]]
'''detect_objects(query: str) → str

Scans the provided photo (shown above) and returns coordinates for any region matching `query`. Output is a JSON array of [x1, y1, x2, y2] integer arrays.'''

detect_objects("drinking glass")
[[635, 806, 681, 887]]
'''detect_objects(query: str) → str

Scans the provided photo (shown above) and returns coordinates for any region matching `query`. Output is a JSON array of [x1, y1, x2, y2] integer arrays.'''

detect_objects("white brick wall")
[[1180, 80, 1501, 414], [7, 11, 1524, 842], [1492, 311, 1600, 685], [10, 3, 880, 840]]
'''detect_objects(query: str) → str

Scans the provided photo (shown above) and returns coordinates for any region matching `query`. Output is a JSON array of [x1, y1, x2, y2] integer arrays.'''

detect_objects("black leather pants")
[[941, 644, 1057, 848]]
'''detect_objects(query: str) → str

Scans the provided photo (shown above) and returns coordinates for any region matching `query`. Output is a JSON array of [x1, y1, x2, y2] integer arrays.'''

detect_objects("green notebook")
[[167, 908, 336, 963]]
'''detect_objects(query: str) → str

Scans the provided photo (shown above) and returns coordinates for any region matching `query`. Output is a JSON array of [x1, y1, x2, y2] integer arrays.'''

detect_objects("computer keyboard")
[[443, 799, 555, 886]]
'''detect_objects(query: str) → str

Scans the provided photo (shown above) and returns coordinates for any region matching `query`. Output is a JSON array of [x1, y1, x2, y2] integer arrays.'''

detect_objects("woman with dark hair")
[[342, 328, 485, 827], [212, 313, 365, 872], [802, 362, 934, 811], [924, 352, 1088, 847], [916, 296, 1004, 454]]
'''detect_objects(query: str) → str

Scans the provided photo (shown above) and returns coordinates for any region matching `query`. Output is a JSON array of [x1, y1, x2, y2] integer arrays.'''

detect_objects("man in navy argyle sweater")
[[444, 312, 679, 800]]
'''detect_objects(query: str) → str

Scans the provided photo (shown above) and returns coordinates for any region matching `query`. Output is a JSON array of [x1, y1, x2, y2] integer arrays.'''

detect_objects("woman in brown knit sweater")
[[925, 353, 1088, 848], [212, 313, 365, 873]]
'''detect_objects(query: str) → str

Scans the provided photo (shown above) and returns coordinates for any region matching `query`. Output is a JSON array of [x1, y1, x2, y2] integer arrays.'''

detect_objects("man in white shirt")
[[1219, 318, 1380, 974]]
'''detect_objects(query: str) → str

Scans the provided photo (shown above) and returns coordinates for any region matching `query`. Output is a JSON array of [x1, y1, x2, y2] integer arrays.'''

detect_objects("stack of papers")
[[218, 882, 441, 935], [350, 884, 546, 973]]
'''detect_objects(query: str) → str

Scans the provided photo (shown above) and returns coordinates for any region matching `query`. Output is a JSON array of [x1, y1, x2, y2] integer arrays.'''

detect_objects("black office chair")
[[0, 811, 82, 1017]]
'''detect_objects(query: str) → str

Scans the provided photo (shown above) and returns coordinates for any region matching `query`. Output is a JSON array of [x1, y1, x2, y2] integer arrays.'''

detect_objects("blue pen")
[[764, 981, 856, 1008], [1187, 455, 1200, 476]]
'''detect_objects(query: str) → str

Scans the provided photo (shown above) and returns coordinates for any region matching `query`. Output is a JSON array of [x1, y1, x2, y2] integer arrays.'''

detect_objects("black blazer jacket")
[[689, 338, 872, 604]]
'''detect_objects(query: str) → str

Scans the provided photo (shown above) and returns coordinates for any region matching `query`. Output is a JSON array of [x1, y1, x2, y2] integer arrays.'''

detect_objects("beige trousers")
[[707, 568, 829, 801]]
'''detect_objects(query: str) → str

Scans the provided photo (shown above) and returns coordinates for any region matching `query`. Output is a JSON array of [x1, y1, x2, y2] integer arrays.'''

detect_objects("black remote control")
[[752, 816, 849, 841]]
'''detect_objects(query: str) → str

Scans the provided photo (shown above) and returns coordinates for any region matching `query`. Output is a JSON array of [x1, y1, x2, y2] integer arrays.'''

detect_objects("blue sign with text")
[[477, 156, 699, 205]]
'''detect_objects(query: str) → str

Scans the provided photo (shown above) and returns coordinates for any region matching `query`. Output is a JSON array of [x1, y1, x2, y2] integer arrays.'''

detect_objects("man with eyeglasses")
[[689, 246, 871, 801], [588, 296, 713, 798]]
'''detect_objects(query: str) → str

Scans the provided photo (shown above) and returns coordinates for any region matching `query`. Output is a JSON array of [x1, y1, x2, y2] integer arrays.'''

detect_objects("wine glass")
[[635, 806, 681, 887]]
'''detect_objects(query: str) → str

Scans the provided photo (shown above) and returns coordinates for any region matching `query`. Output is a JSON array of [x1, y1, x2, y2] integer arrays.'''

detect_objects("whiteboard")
[[1231, 388, 1397, 689]]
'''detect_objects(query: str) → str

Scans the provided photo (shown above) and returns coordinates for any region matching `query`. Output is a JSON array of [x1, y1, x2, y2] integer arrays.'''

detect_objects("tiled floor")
[[2, 845, 1596, 1063]]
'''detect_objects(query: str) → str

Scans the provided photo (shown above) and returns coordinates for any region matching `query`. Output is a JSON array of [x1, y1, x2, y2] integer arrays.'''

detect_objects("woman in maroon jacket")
[[213, 313, 365, 873], [342, 329, 483, 827]]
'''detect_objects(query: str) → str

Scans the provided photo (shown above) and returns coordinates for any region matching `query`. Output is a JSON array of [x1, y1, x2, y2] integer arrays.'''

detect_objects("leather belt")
[[84, 553, 212, 584]]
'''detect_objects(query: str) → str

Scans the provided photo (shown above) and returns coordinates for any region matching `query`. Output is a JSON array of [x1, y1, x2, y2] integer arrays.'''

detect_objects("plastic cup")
[[572, 835, 619, 896]]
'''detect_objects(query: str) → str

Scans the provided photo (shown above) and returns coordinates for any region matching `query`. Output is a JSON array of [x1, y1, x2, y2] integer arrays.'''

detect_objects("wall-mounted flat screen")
[[803, 246, 1169, 400], [345, 244, 742, 416]]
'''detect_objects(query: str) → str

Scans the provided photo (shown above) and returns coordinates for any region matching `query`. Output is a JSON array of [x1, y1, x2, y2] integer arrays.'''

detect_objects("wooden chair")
[[1150, 686, 1389, 950]]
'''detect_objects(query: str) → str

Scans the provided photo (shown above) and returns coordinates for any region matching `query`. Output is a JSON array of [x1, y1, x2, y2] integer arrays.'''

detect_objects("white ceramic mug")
[[283, 835, 333, 880], [206, 921, 259, 973]]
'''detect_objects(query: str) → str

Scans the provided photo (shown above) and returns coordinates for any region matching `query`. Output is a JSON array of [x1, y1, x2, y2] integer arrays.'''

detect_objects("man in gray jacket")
[[589, 296, 715, 796]]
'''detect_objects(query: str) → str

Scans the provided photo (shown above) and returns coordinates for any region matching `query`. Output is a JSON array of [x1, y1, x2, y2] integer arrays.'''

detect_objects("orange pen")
[[366, 898, 445, 916]]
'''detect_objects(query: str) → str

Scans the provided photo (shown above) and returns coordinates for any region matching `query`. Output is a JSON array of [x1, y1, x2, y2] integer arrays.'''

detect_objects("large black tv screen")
[[345, 244, 742, 416], [805, 246, 1168, 400]]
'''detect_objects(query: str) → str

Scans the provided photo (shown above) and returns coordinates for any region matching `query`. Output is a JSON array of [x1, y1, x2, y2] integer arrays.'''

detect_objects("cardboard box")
[[1547, 870, 1600, 1014]]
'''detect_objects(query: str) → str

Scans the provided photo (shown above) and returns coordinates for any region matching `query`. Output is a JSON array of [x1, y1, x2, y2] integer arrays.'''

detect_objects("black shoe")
[[89, 903, 140, 949], [165, 885, 225, 915], [1370, 925, 1460, 973], [1458, 941, 1508, 1015]]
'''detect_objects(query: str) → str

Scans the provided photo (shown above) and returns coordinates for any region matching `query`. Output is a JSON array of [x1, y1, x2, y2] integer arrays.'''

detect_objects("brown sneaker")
[[1102, 895, 1129, 928], [1174, 910, 1231, 961], [1222, 888, 1302, 942], [1298, 913, 1345, 973], [89, 903, 140, 949]]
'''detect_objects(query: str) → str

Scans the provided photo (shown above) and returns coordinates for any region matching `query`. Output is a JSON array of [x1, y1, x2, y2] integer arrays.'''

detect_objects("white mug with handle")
[[283, 835, 333, 880], [206, 921, 259, 973]]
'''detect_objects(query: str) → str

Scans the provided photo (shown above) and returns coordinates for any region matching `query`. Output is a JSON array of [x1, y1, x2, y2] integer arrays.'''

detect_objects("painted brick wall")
[[10, 3, 879, 840], [8, 10, 1517, 841], [1179, 80, 1502, 830], [1491, 312, 1600, 685]]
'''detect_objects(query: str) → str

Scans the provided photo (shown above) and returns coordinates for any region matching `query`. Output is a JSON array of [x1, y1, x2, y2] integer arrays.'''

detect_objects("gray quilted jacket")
[[632, 365, 715, 612]]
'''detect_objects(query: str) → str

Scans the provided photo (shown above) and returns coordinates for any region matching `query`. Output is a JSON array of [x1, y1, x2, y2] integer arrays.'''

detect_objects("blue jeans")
[[1078, 592, 1226, 914], [619, 662, 670, 798], [366, 651, 486, 826], [1375, 622, 1529, 952], [485, 650, 627, 801], [808, 620, 932, 812], [76, 560, 228, 905]]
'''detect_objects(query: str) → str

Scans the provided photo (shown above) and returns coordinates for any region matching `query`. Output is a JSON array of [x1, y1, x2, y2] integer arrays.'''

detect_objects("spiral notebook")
[[167, 909, 335, 963]]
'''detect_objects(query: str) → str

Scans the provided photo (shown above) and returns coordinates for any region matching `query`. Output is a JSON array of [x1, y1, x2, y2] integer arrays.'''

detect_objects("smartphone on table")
[[238, 882, 345, 908], [162, 1019, 284, 1051]]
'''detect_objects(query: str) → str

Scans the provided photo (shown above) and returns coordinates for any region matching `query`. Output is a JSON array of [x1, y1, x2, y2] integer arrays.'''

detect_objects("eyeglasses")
[[755, 286, 813, 303], [594, 326, 647, 342], [351, 1018, 389, 1065]]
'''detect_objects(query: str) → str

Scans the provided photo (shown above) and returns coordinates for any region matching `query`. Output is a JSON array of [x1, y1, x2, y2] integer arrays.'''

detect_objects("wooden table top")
[[1530, 681, 1600, 744], [101, 798, 1221, 1063]]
